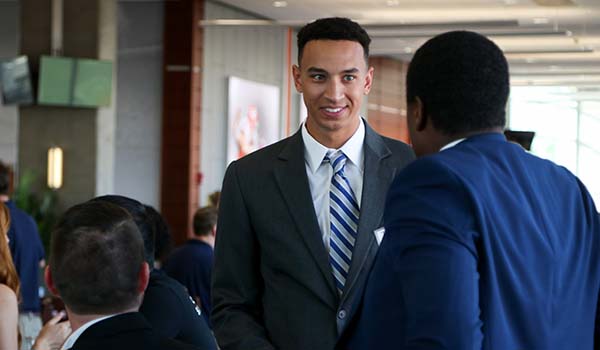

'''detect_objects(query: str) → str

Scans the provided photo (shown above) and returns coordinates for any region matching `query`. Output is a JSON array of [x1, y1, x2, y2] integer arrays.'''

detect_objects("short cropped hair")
[[0, 161, 10, 195], [49, 201, 145, 314], [297, 17, 371, 64], [91, 195, 155, 267], [193, 206, 218, 237], [406, 31, 510, 135]]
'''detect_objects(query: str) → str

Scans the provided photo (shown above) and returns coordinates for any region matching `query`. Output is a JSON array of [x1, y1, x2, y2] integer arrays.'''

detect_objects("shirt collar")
[[61, 314, 116, 350], [440, 138, 466, 151], [301, 119, 365, 174]]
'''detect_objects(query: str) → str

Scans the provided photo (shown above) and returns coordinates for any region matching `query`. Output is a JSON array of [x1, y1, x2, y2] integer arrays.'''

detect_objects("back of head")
[[0, 202, 19, 296], [49, 201, 145, 315], [0, 161, 10, 196], [297, 17, 371, 64], [406, 31, 509, 135], [145, 205, 172, 262], [208, 191, 221, 208], [193, 206, 218, 237], [91, 195, 155, 266]]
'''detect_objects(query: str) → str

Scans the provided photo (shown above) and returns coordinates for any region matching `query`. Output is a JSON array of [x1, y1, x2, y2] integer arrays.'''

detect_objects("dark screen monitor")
[[0, 56, 34, 105], [505, 130, 535, 151]]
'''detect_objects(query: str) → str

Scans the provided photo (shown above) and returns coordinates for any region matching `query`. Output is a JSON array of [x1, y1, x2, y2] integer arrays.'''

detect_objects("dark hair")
[[193, 206, 218, 237], [406, 31, 509, 135], [297, 17, 371, 65], [0, 161, 10, 195], [90, 195, 155, 267], [49, 201, 145, 314], [145, 205, 173, 263]]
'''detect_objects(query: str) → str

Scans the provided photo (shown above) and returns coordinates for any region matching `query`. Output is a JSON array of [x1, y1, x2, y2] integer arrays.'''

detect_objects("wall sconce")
[[47, 146, 63, 190]]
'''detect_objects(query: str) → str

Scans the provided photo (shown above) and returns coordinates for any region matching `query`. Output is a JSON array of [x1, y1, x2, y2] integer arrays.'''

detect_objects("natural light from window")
[[509, 86, 600, 207]]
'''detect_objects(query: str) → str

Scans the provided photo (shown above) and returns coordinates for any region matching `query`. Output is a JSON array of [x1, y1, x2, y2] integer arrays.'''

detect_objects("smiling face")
[[293, 39, 374, 149]]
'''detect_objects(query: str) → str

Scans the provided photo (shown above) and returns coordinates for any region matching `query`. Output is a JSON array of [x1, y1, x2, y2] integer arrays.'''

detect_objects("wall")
[[114, 1, 164, 208], [200, 0, 296, 205], [0, 0, 20, 166], [367, 56, 410, 143]]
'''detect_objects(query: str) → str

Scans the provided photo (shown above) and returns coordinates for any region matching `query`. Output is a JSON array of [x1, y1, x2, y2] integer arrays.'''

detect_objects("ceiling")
[[207, 0, 600, 93]]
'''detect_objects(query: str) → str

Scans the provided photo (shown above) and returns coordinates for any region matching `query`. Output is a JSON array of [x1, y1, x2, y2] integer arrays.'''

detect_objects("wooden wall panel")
[[161, 0, 204, 245], [367, 56, 410, 144]]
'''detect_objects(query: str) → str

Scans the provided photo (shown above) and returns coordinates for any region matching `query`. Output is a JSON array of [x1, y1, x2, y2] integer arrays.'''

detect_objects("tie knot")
[[325, 150, 347, 175]]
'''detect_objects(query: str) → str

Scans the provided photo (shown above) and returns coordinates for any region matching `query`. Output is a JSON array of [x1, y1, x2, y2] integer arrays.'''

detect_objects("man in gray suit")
[[211, 17, 415, 350]]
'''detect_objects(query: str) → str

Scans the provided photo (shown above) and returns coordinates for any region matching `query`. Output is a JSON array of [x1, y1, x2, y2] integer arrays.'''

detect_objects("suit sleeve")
[[382, 158, 483, 349], [211, 161, 275, 350]]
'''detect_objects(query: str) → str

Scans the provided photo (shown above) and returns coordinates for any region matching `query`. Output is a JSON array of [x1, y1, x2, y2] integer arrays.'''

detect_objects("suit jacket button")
[[338, 310, 347, 319]]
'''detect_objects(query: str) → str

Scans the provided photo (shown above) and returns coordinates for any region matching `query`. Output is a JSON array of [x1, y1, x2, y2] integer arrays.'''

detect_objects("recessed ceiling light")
[[273, 1, 288, 7], [386, 0, 400, 6], [525, 58, 537, 63], [504, 0, 518, 4], [404, 47, 413, 53], [533, 18, 550, 24]]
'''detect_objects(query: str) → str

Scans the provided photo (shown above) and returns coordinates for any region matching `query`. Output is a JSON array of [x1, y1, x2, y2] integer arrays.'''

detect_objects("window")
[[509, 86, 600, 205]]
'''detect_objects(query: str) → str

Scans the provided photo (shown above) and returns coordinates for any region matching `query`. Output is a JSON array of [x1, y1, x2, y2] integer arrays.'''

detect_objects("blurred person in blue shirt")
[[0, 161, 45, 350], [164, 206, 217, 327]]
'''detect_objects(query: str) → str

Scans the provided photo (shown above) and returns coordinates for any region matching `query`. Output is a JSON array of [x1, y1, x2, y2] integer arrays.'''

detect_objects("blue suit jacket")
[[342, 133, 600, 349]]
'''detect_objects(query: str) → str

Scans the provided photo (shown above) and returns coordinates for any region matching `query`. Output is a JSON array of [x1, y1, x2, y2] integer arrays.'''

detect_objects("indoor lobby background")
[[1, 0, 599, 245]]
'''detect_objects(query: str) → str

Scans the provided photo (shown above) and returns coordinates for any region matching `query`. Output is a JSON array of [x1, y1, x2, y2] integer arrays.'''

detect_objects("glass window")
[[509, 86, 600, 206]]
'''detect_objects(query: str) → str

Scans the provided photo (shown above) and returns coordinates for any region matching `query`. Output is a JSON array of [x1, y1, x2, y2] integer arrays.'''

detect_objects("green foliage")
[[12, 170, 58, 255]]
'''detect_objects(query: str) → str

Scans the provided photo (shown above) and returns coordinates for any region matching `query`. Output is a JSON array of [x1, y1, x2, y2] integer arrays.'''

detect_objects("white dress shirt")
[[61, 314, 116, 350], [301, 120, 365, 251]]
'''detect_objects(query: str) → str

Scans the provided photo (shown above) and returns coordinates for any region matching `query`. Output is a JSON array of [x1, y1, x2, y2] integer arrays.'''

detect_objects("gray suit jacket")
[[212, 121, 415, 350]]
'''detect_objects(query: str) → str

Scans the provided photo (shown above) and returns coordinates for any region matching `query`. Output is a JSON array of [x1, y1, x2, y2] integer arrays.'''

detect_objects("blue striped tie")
[[325, 150, 359, 295]]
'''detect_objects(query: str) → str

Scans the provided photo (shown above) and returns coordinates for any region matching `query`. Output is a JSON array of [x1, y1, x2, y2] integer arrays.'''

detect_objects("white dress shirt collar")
[[61, 314, 116, 350], [302, 119, 365, 174], [440, 137, 466, 152]]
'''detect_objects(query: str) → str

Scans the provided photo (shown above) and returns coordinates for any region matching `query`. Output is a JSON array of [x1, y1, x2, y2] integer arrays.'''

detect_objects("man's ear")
[[414, 96, 428, 132], [137, 262, 150, 293], [292, 65, 303, 93], [363, 66, 374, 95], [44, 266, 59, 296]]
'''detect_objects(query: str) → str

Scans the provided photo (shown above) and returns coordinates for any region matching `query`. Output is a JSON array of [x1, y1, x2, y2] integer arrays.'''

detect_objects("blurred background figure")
[[163, 206, 218, 327], [208, 191, 220, 209], [44, 200, 201, 350], [145, 205, 173, 270], [0, 161, 46, 350], [92, 195, 217, 349], [0, 201, 19, 350]]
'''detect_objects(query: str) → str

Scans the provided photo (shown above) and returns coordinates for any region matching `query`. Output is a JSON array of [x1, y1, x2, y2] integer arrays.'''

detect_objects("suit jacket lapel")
[[273, 131, 339, 302], [342, 123, 396, 301]]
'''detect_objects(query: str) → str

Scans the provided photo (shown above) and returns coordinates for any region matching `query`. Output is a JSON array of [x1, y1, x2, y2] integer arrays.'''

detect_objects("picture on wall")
[[227, 76, 280, 164]]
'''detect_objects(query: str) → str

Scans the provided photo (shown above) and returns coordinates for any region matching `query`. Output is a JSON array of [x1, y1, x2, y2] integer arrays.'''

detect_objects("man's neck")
[[67, 306, 137, 333], [192, 235, 215, 248], [305, 118, 361, 149], [437, 128, 504, 152]]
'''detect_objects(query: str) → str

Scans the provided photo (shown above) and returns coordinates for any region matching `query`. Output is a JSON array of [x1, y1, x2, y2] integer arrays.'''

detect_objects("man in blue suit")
[[341, 31, 600, 349]]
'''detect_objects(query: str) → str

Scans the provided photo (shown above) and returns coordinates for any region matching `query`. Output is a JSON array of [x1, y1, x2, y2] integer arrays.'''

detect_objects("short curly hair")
[[406, 31, 509, 135]]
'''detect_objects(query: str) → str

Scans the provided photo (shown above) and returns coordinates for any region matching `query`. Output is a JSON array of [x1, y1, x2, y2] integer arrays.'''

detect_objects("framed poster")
[[227, 76, 280, 164]]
